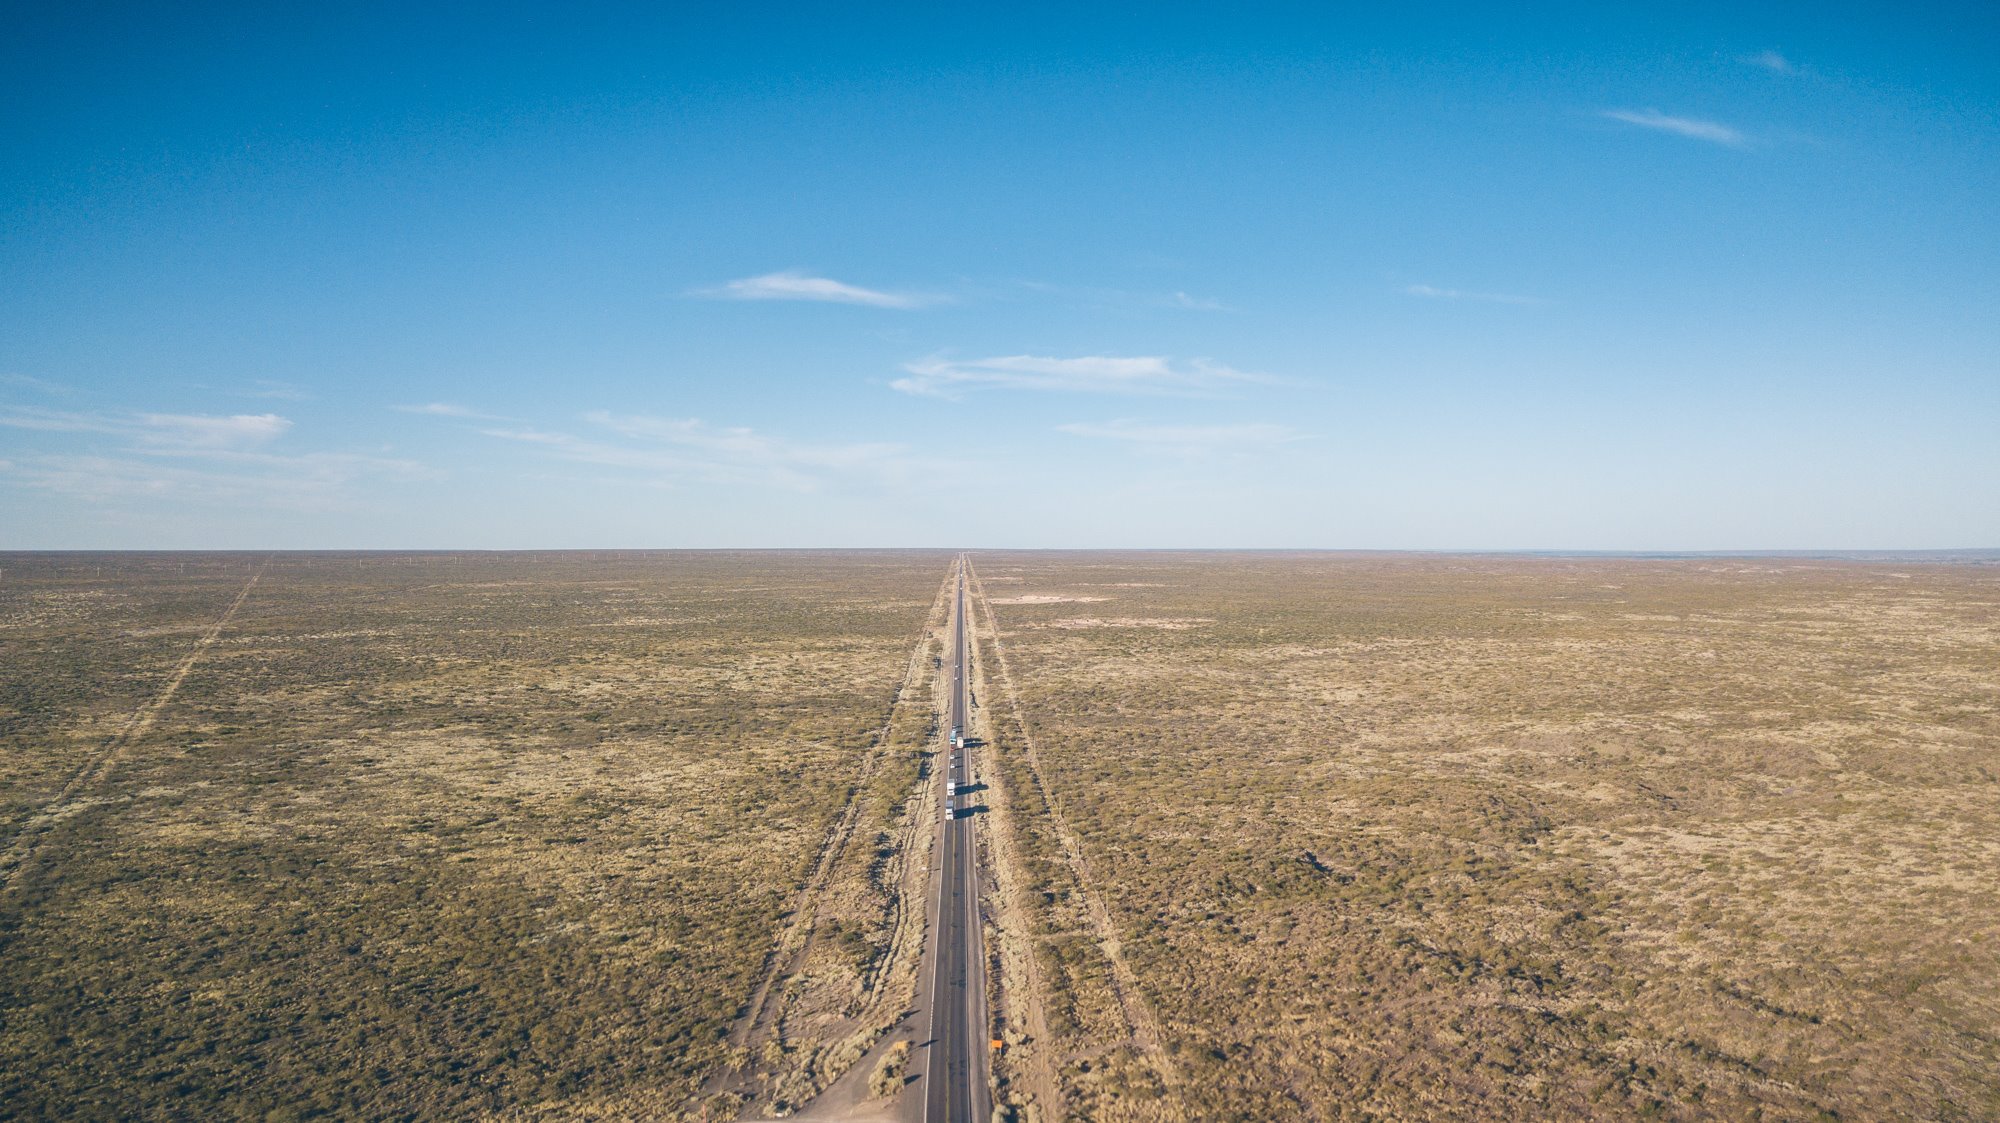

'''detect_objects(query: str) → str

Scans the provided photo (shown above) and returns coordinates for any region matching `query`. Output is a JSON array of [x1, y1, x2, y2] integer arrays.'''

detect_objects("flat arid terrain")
[[0, 551, 949, 1120], [2, 550, 1996, 1121], [967, 552, 2000, 1122]]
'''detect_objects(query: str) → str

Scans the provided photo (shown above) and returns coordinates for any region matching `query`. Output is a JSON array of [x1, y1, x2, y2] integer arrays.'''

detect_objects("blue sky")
[[3, 3, 1995, 548]]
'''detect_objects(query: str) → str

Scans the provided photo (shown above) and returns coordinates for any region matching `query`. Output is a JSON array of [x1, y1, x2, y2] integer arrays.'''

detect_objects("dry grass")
[[7, 549, 1995, 1121], [971, 552, 2000, 1122], [0, 551, 946, 1121]]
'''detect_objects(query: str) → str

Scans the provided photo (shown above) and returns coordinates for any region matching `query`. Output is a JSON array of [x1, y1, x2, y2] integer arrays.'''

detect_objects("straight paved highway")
[[923, 556, 989, 1122]]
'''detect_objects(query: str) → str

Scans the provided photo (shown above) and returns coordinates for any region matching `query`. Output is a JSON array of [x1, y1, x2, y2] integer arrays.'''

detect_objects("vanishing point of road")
[[922, 555, 990, 1122]]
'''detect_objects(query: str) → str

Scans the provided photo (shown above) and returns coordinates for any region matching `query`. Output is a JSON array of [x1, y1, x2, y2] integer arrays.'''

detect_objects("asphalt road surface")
[[923, 557, 989, 1123]]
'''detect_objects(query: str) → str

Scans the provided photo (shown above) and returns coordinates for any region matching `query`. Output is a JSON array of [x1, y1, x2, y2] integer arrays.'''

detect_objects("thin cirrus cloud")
[[1743, 50, 1796, 74], [1600, 108, 1747, 147], [2, 451, 423, 508], [1057, 419, 1304, 449], [1169, 291, 1234, 312], [0, 407, 419, 508], [0, 406, 129, 435], [1014, 281, 1235, 313], [138, 412, 293, 449], [1, 373, 73, 395], [241, 379, 313, 401], [395, 402, 505, 420], [1403, 284, 1545, 306], [696, 270, 935, 309], [477, 410, 915, 492], [0, 406, 292, 448], [892, 354, 1274, 397]]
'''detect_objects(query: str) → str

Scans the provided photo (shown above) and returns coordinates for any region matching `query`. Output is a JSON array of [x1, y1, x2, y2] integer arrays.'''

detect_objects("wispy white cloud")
[[697, 270, 934, 309], [585, 412, 901, 471], [1168, 291, 1233, 312], [892, 354, 1274, 398], [136, 412, 292, 449], [0, 408, 416, 510], [0, 407, 292, 449], [1, 451, 424, 509], [1743, 50, 1796, 74], [1013, 281, 1235, 313], [242, 379, 313, 401], [1058, 419, 1304, 450], [395, 401, 504, 420], [1600, 108, 1747, 147], [0, 373, 71, 395], [0, 405, 428, 510], [0, 406, 120, 435], [1403, 284, 1546, 306], [479, 412, 916, 492]]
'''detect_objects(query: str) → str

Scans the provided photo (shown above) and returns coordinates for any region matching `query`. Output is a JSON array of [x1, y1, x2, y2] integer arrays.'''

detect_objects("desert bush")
[[868, 1039, 911, 1098]]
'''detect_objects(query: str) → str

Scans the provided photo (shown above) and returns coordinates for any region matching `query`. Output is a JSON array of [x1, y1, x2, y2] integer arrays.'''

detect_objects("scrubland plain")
[[970, 552, 2000, 1122], [5, 550, 1995, 1122], [0, 551, 945, 1120]]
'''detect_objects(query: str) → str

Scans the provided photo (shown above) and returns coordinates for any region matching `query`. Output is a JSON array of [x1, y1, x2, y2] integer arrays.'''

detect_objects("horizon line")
[[3, 546, 1996, 559]]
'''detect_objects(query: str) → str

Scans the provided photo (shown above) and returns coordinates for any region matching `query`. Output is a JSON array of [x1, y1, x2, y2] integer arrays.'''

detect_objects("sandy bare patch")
[[989, 594, 1110, 605]]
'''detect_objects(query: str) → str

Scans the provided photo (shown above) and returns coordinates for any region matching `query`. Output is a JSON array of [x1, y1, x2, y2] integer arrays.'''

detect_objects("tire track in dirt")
[[726, 565, 956, 1070], [0, 559, 269, 892], [968, 559, 1188, 1121]]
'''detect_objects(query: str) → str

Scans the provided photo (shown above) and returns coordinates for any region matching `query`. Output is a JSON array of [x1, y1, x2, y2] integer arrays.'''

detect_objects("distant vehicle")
[[946, 778, 957, 799], [944, 799, 955, 821]]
